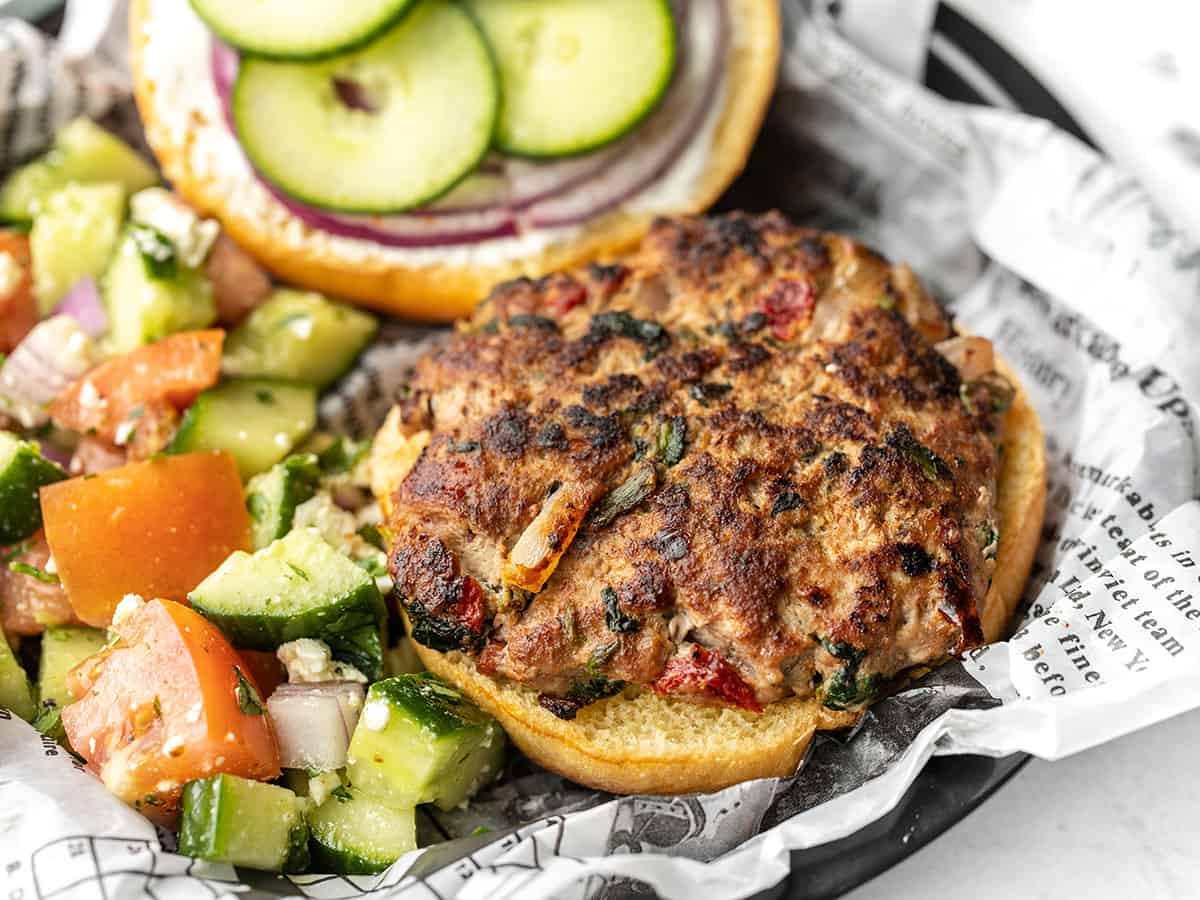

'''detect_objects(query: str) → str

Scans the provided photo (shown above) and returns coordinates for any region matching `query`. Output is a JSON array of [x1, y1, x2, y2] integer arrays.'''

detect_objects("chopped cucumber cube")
[[244, 454, 321, 549], [307, 787, 415, 875], [168, 379, 317, 479], [0, 629, 35, 721], [0, 431, 66, 543], [223, 290, 377, 387], [347, 674, 505, 811], [0, 118, 158, 223], [189, 528, 385, 677], [37, 626, 106, 710], [178, 774, 309, 872], [30, 182, 126, 314], [102, 226, 216, 354]]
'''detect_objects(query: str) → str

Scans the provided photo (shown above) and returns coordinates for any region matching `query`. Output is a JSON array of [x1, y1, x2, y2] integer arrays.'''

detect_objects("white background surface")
[[848, 708, 1200, 899], [841, 3, 1200, 897]]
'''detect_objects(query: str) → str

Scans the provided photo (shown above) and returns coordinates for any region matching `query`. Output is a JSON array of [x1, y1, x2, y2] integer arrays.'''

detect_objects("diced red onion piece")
[[272, 680, 365, 735], [0, 316, 96, 428], [267, 689, 352, 771], [54, 277, 107, 337]]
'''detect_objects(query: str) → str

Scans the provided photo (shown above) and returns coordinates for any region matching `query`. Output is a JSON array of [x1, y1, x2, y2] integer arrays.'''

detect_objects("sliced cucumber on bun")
[[232, 0, 498, 213], [467, 0, 677, 158], [189, 0, 417, 60]]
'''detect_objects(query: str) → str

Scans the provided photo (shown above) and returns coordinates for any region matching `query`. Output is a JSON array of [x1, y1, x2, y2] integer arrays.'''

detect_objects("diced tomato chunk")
[[40, 452, 251, 627], [0, 530, 81, 635], [238, 649, 286, 699], [651, 643, 763, 713], [62, 598, 279, 825], [759, 277, 815, 341], [47, 330, 223, 456], [0, 231, 37, 352]]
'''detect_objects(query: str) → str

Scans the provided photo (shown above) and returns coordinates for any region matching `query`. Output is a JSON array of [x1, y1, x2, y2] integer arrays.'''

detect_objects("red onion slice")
[[209, 0, 723, 246], [54, 277, 107, 337], [522, 0, 726, 228]]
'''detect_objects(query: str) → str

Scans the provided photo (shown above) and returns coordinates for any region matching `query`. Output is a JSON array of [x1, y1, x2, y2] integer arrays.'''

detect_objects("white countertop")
[[847, 707, 1200, 899]]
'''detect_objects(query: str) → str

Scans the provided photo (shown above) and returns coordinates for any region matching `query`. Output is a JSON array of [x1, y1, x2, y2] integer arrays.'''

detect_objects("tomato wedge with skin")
[[0, 231, 37, 353], [62, 598, 280, 826], [40, 452, 251, 627], [0, 530, 82, 635], [47, 330, 223, 456]]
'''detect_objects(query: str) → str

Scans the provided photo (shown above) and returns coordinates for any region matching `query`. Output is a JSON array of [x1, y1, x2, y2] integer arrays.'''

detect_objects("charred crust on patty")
[[386, 213, 1006, 715]]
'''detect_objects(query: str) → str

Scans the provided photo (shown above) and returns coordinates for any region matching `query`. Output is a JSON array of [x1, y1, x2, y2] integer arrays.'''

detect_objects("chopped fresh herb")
[[447, 438, 481, 453], [141, 793, 164, 807], [470, 825, 493, 837], [960, 373, 1016, 416], [656, 416, 687, 467], [877, 295, 896, 310], [587, 640, 619, 672], [981, 524, 1000, 561], [508, 314, 559, 331], [286, 562, 310, 581], [9, 561, 59, 584], [602, 586, 639, 634], [480, 318, 500, 334], [355, 555, 388, 578], [246, 492, 269, 523], [405, 597, 483, 653], [255, 388, 275, 405], [316, 436, 371, 473], [740, 311, 768, 334], [127, 405, 145, 421], [331, 785, 353, 804], [633, 437, 650, 460], [357, 523, 386, 551], [33, 702, 64, 742], [588, 311, 667, 349], [812, 636, 877, 710], [888, 426, 952, 482], [233, 665, 264, 715], [566, 673, 624, 704], [129, 223, 177, 280], [771, 491, 804, 516], [589, 464, 656, 528], [688, 382, 733, 406]]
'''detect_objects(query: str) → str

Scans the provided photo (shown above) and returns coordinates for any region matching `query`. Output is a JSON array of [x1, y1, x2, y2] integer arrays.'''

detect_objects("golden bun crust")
[[386, 366, 1045, 796], [128, 0, 782, 322]]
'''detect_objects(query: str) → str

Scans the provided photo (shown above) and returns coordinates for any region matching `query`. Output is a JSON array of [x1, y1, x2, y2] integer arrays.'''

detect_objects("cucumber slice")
[[103, 226, 217, 354], [190, 0, 417, 60], [346, 674, 505, 811], [223, 290, 378, 387], [466, 0, 676, 157], [0, 118, 158, 223], [0, 431, 67, 543], [232, 0, 498, 213], [30, 182, 126, 314], [189, 527, 385, 677], [307, 787, 415, 875], [244, 454, 322, 549], [178, 774, 309, 873], [0, 629, 35, 721], [37, 626, 107, 710], [168, 380, 316, 479]]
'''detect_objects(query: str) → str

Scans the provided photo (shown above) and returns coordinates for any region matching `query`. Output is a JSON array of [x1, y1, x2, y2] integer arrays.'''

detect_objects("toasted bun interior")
[[391, 366, 1046, 796], [129, 0, 782, 322]]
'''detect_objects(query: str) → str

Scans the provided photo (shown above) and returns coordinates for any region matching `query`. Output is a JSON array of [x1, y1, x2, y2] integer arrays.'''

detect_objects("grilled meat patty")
[[385, 212, 1008, 717]]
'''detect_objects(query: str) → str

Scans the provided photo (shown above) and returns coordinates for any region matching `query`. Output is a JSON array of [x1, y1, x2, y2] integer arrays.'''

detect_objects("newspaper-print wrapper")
[[4, 2, 1200, 899]]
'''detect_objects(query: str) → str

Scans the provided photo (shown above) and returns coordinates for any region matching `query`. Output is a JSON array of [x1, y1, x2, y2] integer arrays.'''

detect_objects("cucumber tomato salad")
[[0, 118, 505, 875]]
